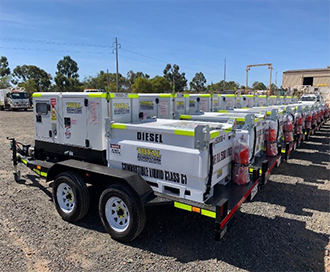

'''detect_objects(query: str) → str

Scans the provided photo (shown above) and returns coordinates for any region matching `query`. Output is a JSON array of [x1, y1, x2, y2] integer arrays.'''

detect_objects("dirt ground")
[[0, 110, 329, 272]]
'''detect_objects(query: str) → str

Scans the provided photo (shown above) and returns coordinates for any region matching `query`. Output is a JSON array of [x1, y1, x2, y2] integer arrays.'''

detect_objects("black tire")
[[99, 184, 146, 243], [24, 108, 28, 111], [53, 171, 90, 222]]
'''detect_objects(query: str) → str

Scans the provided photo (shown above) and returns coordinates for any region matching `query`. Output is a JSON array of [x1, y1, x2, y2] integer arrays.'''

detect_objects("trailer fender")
[[47, 159, 155, 205]]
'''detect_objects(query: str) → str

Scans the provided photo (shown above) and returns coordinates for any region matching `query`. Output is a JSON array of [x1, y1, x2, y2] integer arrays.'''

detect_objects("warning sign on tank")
[[137, 147, 162, 165], [110, 144, 121, 156], [140, 101, 154, 111], [66, 102, 82, 114], [114, 103, 130, 115]]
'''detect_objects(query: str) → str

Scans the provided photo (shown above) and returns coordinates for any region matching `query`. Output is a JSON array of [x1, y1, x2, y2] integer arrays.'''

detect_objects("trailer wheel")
[[99, 184, 146, 243], [53, 171, 90, 222]]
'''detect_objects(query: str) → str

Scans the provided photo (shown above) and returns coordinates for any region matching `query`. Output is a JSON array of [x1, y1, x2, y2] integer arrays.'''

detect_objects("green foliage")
[[131, 77, 152, 93], [11, 65, 52, 95], [252, 81, 267, 90], [163, 64, 187, 92], [207, 80, 240, 93], [190, 72, 207, 93], [150, 76, 171, 93], [54, 56, 80, 92], [0, 56, 10, 77], [270, 83, 278, 95], [0, 75, 11, 89], [82, 70, 126, 92], [126, 70, 150, 88]]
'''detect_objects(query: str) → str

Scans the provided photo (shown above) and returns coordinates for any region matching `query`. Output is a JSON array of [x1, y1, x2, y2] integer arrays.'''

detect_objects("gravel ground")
[[0, 110, 329, 272]]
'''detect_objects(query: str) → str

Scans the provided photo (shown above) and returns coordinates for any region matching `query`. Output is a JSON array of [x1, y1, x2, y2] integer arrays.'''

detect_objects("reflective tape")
[[21, 159, 27, 165], [152, 94, 170, 98], [211, 131, 220, 139], [218, 110, 229, 113], [201, 209, 216, 218], [174, 202, 216, 218], [111, 124, 126, 130], [88, 93, 107, 98], [174, 130, 194, 137], [128, 94, 139, 99], [174, 202, 191, 212], [32, 93, 42, 97], [180, 115, 192, 119], [200, 94, 211, 97]]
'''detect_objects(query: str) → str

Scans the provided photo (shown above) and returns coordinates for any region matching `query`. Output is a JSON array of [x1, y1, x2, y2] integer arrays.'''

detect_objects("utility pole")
[[224, 57, 226, 82], [223, 57, 226, 92], [275, 71, 278, 86], [113, 37, 121, 92]]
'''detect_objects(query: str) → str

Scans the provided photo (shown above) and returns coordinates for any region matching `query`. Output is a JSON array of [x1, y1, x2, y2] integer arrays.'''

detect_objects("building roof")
[[283, 67, 330, 74]]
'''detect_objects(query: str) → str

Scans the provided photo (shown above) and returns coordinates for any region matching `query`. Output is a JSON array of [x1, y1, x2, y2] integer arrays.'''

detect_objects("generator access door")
[[62, 97, 87, 147], [34, 98, 53, 142]]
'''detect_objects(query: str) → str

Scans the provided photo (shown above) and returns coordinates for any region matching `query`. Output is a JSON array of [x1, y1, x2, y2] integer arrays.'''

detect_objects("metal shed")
[[282, 67, 330, 89]]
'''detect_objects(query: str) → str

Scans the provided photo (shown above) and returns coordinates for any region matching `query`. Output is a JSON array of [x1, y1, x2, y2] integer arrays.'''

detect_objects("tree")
[[163, 64, 187, 92], [131, 77, 152, 93], [54, 56, 80, 92], [270, 83, 278, 95], [0, 76, 11, 88], [252, 81, 267, 90], [150, 76, 171, 93], [125, 70, 150, 92], [190, 72, 207, 93], [0, 56, 10, 77], [82, 70, 126, 92], [207, 80, 240, 93], [11, 65, 52, 95]]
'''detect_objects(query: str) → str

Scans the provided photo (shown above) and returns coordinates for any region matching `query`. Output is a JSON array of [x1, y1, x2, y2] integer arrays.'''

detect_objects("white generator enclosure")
[[255, 95, 268, 107], [138, 94, 173, 119], [33, 92, 237, 204], [237, 95, 254, 108], [219, 95, 236, 110]]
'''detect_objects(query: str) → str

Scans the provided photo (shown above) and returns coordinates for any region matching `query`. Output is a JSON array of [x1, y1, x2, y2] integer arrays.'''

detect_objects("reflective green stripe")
[[183, 94, 190, 97], [242, 107, 250, 109], [21, 159, 27, 165], [174, 130, 194, 137], [258, 95, 267, 98], [281, 149, 286, 153], [33, 169, 47, 177], [111, 124, 126, 130], [200, 94, 211, 97], [236, 117, 245, 122], [245, 95, 254, 97], [88, 93, 107, 98], [201, 209, 216, 218], [225, 127, 232, 133], [32, 93, 42, 97], [174, 202, 191, 212], [223, 94, 236, 97], [158, 94, 172, 98], [33, 169, 41, 175], [180, 115, 192, 119], [211, 131, 220, 139], [128, 94, 139, 99], [249, 168, 262, 174], [218, 110, 229, 113]]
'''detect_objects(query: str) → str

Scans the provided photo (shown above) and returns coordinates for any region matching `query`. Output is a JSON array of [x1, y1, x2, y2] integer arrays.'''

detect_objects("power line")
[[0, 46, 113, 55], [0, 36, 113, 48]]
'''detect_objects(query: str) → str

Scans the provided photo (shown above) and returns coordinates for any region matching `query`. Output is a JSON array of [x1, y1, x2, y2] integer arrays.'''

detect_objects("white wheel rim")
[[105, 196, 130, 233], [56, 182, 75, 213]]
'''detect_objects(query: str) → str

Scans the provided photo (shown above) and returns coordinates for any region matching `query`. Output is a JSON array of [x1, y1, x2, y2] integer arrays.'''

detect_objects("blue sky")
[[0, 0, 329, 87]]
